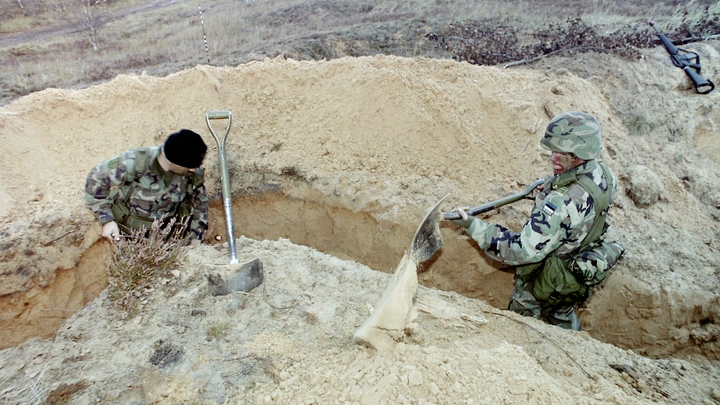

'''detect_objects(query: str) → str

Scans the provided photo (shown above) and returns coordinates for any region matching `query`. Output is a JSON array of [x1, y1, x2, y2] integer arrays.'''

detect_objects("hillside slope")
[[0, 50, 719, 403]]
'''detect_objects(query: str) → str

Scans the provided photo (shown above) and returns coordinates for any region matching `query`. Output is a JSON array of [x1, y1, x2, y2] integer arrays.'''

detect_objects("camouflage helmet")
[[540, 111, 602, 160]]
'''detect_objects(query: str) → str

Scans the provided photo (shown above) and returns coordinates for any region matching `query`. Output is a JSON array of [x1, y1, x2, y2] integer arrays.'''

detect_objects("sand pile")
[[0, 53, 719, 403]]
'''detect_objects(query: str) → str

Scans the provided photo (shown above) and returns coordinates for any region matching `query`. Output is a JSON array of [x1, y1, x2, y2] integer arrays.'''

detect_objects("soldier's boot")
[[547, 305, 582, 331]]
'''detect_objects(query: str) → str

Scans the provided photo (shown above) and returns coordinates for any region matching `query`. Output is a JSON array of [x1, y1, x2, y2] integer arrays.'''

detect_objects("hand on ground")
[[102, 221, 121, 242]]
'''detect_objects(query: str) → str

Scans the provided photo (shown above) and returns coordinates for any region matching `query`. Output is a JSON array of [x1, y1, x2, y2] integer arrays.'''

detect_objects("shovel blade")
[[207, 258, 264, 296], [411, 194, 449, 262]]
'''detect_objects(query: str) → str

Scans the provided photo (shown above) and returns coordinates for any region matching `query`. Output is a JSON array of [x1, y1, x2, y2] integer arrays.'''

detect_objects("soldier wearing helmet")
[[449, 111, 623, 331]]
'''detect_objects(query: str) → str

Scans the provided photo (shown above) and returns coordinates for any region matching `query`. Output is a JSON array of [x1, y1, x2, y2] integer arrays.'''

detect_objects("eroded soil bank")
[[1, 55, 719, 363]]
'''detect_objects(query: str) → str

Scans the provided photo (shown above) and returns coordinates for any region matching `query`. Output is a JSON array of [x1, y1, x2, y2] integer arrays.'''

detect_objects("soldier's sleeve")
[[84, 152, 131, 224], [609, 168, 619, 202], [187, 177, 209, 241], [464, 191, 577, 266]]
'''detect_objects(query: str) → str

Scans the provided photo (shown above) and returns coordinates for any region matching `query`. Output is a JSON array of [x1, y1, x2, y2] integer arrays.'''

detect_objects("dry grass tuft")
[[625, 111, 655, 135], [206, 322, 231, 340], [0, 365, 51, 405], [107, 218, 189, 316]]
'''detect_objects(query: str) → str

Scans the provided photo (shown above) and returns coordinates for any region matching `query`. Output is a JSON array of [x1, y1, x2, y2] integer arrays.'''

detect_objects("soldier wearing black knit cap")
[[84, 129, 210, 242]]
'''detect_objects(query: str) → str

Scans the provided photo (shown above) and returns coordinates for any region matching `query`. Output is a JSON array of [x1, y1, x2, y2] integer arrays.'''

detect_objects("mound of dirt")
[[0, 51, 719, 403], [3, 237, 720, 404]]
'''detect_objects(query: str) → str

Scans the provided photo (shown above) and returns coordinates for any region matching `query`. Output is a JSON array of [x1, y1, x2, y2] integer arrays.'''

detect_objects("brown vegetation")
[[1, 1, 720, 403], [2, 0, 719, 105]]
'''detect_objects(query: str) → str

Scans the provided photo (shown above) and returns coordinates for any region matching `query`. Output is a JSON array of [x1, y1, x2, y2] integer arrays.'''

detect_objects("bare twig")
[[0, 365, 51, 405], [42, 230, 75, 246], [482, 309, 593, 379], [504, 46, 621, 68], [259, 281, 317, 323], [223, 353, 279, 383], [504, 48, 569, 68], [652, 33, 720, 45], [40, 308, 78, 312]]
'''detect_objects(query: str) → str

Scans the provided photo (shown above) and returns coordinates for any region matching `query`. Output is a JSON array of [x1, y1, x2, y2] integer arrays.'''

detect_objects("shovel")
[[411, 194, 449, 262], [443, 178, 544, 220], [205, 110, 263, 293], [412, 178, 544, 262]]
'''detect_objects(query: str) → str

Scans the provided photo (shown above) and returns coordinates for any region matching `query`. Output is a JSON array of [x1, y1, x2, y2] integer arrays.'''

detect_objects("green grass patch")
[[206, 322, 231, 339]]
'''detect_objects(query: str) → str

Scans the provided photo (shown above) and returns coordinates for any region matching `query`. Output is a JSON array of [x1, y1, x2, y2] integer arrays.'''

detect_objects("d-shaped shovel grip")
[[206, 110, 231, 120], [206, 110, 232, 148]]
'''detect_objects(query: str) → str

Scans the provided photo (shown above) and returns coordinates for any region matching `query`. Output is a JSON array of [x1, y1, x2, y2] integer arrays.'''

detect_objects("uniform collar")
[[551, 159, 598, 189], [150, 148, 177, 186]]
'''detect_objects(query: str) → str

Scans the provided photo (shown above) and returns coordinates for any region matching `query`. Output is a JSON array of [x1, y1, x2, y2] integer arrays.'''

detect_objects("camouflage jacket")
[[463, 159, 617, 266], [84, 146, 209, 240]]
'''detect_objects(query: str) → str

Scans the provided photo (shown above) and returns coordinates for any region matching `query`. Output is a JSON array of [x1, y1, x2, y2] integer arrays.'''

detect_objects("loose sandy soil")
[[0, 44, 719, 403]]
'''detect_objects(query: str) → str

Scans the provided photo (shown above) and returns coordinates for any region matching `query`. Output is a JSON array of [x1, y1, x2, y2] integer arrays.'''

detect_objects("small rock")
[[408, 370, 423, 386], [711, 388, 720, 400]]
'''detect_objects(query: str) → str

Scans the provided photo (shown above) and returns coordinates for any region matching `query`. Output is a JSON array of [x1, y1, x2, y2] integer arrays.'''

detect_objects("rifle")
[[649, 21, 714, 94]]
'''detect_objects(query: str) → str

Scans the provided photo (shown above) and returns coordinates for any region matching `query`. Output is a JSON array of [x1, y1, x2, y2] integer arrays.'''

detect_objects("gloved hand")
[[450, 206, 475, 229]]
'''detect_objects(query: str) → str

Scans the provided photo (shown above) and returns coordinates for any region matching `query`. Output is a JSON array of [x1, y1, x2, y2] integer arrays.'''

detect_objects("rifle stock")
[[684, 66, 715, 94]]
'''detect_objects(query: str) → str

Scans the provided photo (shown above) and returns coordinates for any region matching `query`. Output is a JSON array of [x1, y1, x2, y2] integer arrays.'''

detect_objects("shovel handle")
[[444, 178, 544, 220], [206, 110, 231, 120], [205, 109, 238, 264]]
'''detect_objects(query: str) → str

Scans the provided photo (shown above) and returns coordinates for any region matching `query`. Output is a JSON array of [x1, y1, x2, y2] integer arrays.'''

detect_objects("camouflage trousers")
[[508, 278, 581, 331]]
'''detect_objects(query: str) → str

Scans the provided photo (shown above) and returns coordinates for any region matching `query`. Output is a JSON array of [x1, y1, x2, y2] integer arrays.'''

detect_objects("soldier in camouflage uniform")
[[85, 129, 210, 242], [449, 111, 624, 331]]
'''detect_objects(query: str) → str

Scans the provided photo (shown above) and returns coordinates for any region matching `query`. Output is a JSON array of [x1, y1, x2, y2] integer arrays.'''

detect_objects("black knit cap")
[[163, 129, 207, 168]]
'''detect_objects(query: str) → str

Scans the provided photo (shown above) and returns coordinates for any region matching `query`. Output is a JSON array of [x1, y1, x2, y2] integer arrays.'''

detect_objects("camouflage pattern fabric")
[[540, 111, 602, 160], [508, 279, 581, 330], [463, 158, 617, 265], [458, 158, 617, 330], [574, 240, 625, 285], [85, 146, 209, 240]]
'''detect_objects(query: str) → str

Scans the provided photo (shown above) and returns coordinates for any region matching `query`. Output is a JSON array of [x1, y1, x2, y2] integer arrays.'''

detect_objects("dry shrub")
[[426, 8, 720, 67], [674, 4, 720, 40], [625, 110, 655, 135], [107, 218, 189, 316], [426, 17, 655, 66]]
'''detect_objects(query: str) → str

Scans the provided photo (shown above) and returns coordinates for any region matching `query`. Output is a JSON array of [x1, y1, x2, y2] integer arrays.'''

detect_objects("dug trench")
[[1, 55, 719, 366], [0, 182, 511, 349], [0, 175, 716, 362]]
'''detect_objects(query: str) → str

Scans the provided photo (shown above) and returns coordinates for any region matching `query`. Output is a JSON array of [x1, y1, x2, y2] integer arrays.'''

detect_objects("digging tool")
[[353, 196, 450, 351], [412, 178, 544, 262], [207, 258, 264, 296], [411, 194, 449, 262], [205, 110, 263, 292], [206, 110, 239, 264], [443, 178, 544, 220], [354, 192, 493, 351]]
